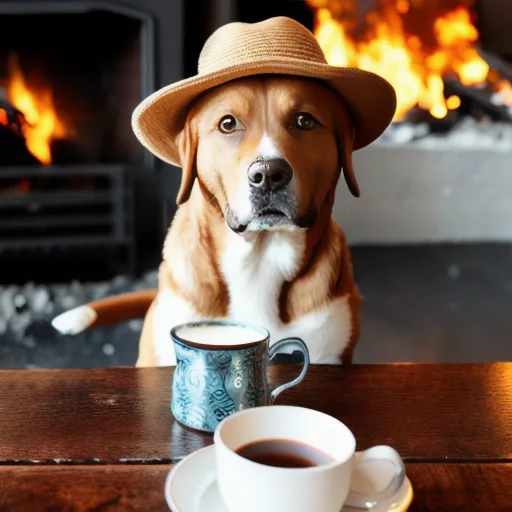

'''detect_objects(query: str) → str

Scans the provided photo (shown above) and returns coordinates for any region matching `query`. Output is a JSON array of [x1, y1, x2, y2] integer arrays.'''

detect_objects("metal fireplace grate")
[[0, 165, 135, 272]]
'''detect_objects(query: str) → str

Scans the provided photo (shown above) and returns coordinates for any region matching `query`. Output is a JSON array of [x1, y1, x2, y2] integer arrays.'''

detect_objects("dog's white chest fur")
[[222, 230, 304, 330], [152, 230, 352, 366]]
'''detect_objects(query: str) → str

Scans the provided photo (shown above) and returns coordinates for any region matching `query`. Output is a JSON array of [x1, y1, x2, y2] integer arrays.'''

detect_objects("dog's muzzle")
[[247, 158, 293, 193], [226, 157, 316, 234], [246, 158, 296, 231]]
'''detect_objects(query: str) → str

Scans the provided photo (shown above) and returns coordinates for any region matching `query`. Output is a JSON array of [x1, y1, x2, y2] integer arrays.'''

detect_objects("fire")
[[5, 54, 65, 164], [307, 0, 512, 121], [493, 80, 512, 109]]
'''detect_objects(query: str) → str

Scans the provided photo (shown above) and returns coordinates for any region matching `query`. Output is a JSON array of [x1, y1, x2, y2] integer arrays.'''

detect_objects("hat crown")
[[198, 17, 327, 75]]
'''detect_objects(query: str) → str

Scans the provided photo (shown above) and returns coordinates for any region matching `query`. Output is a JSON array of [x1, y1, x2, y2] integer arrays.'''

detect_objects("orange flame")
[[494, 80, 512, 107], [6, 54, 65, 164], [307, 0, 511, 121], [0, 108, 7, 127]]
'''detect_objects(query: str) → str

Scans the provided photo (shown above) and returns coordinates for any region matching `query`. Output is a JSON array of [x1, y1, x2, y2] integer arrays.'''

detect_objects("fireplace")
[[234, 0, 512, 244], [4, 0, 510, 283], [0, 0, 184, 283]]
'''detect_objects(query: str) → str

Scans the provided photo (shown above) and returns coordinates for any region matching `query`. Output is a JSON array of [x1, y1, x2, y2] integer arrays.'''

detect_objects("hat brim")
[[132, 57, 397, 167]]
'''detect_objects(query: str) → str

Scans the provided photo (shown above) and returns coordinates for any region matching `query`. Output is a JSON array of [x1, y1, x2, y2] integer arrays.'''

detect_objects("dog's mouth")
[[225, 206, 294, 234], [256, 207, 288, 220], [247, 208, 294, 231], [226, 204, 317, 234]]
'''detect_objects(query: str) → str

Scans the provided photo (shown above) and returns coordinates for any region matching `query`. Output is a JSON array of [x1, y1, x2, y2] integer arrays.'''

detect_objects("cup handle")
[[268, 337, 310, 402], [344, 445, 406, 510]]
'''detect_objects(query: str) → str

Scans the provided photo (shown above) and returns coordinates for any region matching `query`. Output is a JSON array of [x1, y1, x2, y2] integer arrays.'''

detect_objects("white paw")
[[52, 306, 97, 335]]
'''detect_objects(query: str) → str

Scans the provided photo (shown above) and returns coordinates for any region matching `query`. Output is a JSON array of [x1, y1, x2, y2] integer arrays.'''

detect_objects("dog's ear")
[[176, 123, 198, 206], [335, 106, 360, 198]]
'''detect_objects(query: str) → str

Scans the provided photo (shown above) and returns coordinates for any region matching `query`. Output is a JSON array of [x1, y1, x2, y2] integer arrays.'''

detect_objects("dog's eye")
[[294, 112, 318, 131], [218, 115, 242, 134]]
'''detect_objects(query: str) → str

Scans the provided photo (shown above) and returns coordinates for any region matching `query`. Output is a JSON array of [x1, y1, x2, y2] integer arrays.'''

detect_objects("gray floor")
[[1, 243, 511, 369], [352, 244, 512, 363]]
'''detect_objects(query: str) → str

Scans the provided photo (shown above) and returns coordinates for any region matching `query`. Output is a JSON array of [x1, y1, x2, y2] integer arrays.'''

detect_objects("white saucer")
[[165, 445, 414, 512]]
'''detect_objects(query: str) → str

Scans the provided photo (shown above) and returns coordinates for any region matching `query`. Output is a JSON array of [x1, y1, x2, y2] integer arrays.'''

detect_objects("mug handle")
[[268, 337, 310, 402], [344, 445, 406, 510]]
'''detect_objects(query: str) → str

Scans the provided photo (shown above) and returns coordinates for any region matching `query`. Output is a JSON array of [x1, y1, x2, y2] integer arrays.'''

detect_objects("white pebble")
[[128, 319, 143, 332], [31, 288, 50, 314], [103, 343, 115, 356], [447, 265, 461, 280]]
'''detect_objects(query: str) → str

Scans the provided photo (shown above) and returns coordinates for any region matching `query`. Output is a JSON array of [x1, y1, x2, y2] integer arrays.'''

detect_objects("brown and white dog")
[[52, 75, 363, 366]]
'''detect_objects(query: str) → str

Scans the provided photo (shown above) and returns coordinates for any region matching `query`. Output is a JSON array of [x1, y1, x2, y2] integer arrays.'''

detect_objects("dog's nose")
[[247, 158, 293, 192]]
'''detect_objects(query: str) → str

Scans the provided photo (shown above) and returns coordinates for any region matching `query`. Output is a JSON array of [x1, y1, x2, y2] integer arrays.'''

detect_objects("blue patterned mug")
[[170, 320, 310, 433]]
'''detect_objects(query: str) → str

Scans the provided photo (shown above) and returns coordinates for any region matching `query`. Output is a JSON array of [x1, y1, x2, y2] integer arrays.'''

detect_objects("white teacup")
[[214, 405, 405, 512]]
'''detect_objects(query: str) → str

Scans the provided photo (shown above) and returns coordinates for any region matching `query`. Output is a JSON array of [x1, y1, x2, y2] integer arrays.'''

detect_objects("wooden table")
[[0, 364, 511, 511]]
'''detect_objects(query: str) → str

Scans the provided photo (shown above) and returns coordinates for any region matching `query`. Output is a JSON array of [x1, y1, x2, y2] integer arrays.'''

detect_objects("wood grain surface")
[[1, 364, 511, 511], [1, 463, 511, 512], [1, 364, 511, 463]]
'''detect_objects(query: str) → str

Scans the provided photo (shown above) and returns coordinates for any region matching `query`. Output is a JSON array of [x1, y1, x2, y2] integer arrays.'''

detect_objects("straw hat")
[[132, 16, 396, 167]]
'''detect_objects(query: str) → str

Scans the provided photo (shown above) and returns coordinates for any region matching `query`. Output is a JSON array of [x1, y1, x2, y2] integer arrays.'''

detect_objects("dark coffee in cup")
[[235, 439, 334, 468], [215, 406, 407, 512]]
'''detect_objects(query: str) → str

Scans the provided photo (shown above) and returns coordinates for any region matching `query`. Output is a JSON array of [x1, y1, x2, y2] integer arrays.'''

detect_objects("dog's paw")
[[51, 306, 97, 335]]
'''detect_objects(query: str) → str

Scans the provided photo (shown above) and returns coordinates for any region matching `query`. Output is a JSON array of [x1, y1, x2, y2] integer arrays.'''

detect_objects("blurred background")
[[0, 0, 511, 368]]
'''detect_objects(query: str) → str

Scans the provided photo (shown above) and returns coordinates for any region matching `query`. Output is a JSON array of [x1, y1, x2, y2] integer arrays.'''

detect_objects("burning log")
[[0, 99, 25, 136], [404, 106, 461, 133], [0, 98, 42, 167], [443, 76, 512, 124], [0, 88, 43, 192], [476, 47, 512, 112], [477, 47, 512, 82]]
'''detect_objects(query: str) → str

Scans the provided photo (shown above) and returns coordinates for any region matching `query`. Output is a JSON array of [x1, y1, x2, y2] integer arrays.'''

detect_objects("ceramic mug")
[[214, 405, 406, 512], [170, 320, 310, 432]]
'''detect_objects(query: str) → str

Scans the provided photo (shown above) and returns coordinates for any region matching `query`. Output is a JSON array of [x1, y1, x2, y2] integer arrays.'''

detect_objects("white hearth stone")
[[334, 120, 512, 244]]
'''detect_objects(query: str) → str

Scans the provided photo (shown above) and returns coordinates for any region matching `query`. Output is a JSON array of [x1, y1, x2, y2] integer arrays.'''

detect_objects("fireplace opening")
[[0, 4, 156, 284], [308, 0, 512, 142], [0, 10, 142, 168], [308, 1, 510, 119], [238, 0, 512, 139]]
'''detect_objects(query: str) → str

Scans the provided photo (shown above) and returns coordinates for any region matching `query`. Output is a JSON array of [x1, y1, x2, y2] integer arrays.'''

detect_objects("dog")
[[51, 17, 396, 367]]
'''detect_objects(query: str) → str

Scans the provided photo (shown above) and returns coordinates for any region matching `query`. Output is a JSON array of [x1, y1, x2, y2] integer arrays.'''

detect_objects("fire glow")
[[1, 54, 65, 165], [307, 0, 512, 121]]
